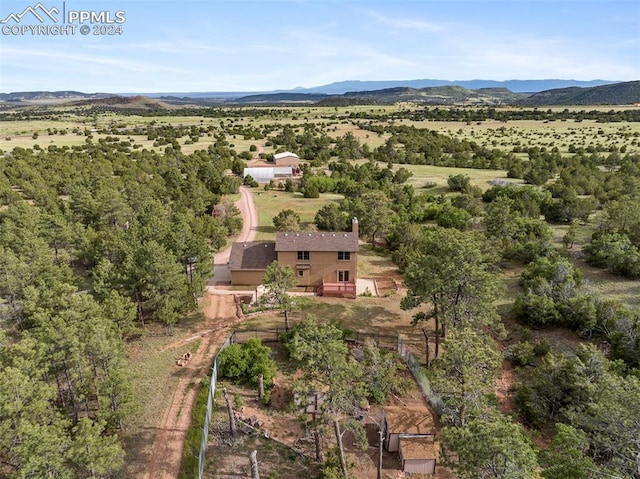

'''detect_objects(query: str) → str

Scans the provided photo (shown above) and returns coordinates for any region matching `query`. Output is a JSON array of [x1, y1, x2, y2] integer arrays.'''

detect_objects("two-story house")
[[228, 218, 359, 297]]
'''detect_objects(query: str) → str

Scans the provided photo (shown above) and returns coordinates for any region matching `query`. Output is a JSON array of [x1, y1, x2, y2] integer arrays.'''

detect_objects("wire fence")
[[232, 326, 403, 351], [397, 335, 445, 416], [198, 332, 234, 479], [197, 328, 435, 478]]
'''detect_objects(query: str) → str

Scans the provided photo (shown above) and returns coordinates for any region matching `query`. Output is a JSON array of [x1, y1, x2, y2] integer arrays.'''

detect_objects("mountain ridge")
[[0, 79, 621, 100], [1, 81, 637, 107]]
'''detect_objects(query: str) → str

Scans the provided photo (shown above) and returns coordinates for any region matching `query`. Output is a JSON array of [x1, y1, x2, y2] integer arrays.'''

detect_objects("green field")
[[251, 190, 343, 240]]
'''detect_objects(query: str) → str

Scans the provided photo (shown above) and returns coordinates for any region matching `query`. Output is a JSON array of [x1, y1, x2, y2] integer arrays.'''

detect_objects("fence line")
[[397, 335, 445, 416], [197, 329, 431, 478], [232, 327, 401, 351], [198, 332, 234, 479]]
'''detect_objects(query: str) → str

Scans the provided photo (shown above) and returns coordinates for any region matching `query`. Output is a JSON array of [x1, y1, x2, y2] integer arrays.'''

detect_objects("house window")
[[297, 251, 310, 261], [298, 270, 304, 277], [337, 251, 351, 261], [338, 270, 350, 282]]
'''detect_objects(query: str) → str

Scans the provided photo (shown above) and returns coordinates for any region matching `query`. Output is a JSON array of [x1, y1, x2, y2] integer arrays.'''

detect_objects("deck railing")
[[317, 282, 356, 296]]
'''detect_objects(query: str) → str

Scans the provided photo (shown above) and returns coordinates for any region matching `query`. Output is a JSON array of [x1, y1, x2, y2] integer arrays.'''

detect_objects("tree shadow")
[[256, 225, 276, 235]]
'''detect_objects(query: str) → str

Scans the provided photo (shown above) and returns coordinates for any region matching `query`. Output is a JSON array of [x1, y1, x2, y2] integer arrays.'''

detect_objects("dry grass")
[[402, 118, 640, 155], [237, 243, 427, 355], [121, 311, 209, 474], [400, 163, 521, 192]]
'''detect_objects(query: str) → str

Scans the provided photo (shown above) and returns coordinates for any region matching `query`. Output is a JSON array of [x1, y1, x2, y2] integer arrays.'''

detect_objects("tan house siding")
[[276, 250, 357, 287], [229, 219, 360, 296], [230, 270, 267, 286]]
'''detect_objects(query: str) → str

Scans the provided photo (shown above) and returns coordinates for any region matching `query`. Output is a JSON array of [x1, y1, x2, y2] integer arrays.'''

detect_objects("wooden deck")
[[317, 282, 356, 298]]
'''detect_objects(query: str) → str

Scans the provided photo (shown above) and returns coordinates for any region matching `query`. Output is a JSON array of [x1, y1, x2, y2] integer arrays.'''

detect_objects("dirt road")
[[142, 187, 258, 479], [211, 186, 258, 285]]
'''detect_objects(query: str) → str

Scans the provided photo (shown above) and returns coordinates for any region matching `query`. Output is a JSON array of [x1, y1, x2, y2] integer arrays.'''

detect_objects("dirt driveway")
[[209, 186, 258, 287], [142, 187, 258, 479]]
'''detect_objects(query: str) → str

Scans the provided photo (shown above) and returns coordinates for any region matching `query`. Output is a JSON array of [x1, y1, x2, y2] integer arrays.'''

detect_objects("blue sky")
[[0, 0, 638, 93]]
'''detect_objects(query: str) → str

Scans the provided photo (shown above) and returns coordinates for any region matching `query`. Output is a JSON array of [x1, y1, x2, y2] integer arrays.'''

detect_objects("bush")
[[435, 205, 472, 230], [533, 339, 551, 356], [447, 174, 471, 192], [218, 344, 249, 380], [284, 178, 296, 193], [243, 174, 258, 187], [509, 341, 536, 366], [515, 293, 560, 327], [584, 233, 640, 279], [514, 383, 549, 429], [218, 338, 277, 388], [303, 182, 320, 198]]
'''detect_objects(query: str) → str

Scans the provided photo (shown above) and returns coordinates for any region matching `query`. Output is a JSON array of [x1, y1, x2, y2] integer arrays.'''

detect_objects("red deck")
[[317, 282, 356, 298]]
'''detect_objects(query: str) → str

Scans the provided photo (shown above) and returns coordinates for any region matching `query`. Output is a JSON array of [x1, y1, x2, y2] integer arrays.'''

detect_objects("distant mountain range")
[[517, 81, 640, 106], [0, 91, 112, 101], [285, 78, 617, 95], [138, 79, 616, 98], [233, 85, 529, 105], [1, 80, 638, 107]]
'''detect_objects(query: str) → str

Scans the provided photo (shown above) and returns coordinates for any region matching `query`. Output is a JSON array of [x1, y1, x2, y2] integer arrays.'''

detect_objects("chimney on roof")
[[352, 217, 359, 236]]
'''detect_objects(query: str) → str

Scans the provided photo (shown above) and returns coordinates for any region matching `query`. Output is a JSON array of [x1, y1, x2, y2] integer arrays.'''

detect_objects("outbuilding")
[[399, 437, 439, 474], [383, 406, 439, 475], [273, 151, 301, 168], [243, 166, 293, 183]]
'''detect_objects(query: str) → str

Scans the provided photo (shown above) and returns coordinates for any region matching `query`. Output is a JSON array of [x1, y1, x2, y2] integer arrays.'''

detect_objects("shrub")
[[243, 174, 258, 187], [447, 174, 471, 192], [509, 341, 536, 366], [435, 205, 472, 230], [218, 338, 276, 388], [514, 383, 548, 429], [584, 233, 640, 279], [303, 182, 319, 198], [533, 339, 551, 356]]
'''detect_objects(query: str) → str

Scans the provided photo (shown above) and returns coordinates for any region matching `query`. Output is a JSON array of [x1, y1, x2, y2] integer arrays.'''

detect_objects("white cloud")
[[1, 46, 185, 74], [364, 9, 445, 33]]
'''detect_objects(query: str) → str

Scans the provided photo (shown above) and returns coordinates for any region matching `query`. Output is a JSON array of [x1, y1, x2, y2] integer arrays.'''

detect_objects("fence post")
[[197, 333, 234, 479]]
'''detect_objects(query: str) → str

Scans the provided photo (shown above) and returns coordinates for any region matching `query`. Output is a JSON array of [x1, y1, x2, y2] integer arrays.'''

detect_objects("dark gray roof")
[[275, 232, 359, 252], [229, 241, 277, 271]]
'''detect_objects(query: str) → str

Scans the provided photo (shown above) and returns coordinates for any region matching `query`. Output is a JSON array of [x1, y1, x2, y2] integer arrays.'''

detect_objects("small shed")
[[273, 151, 300, 167], [399, 437, 439, 474], [384, 407, 436, 453]]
